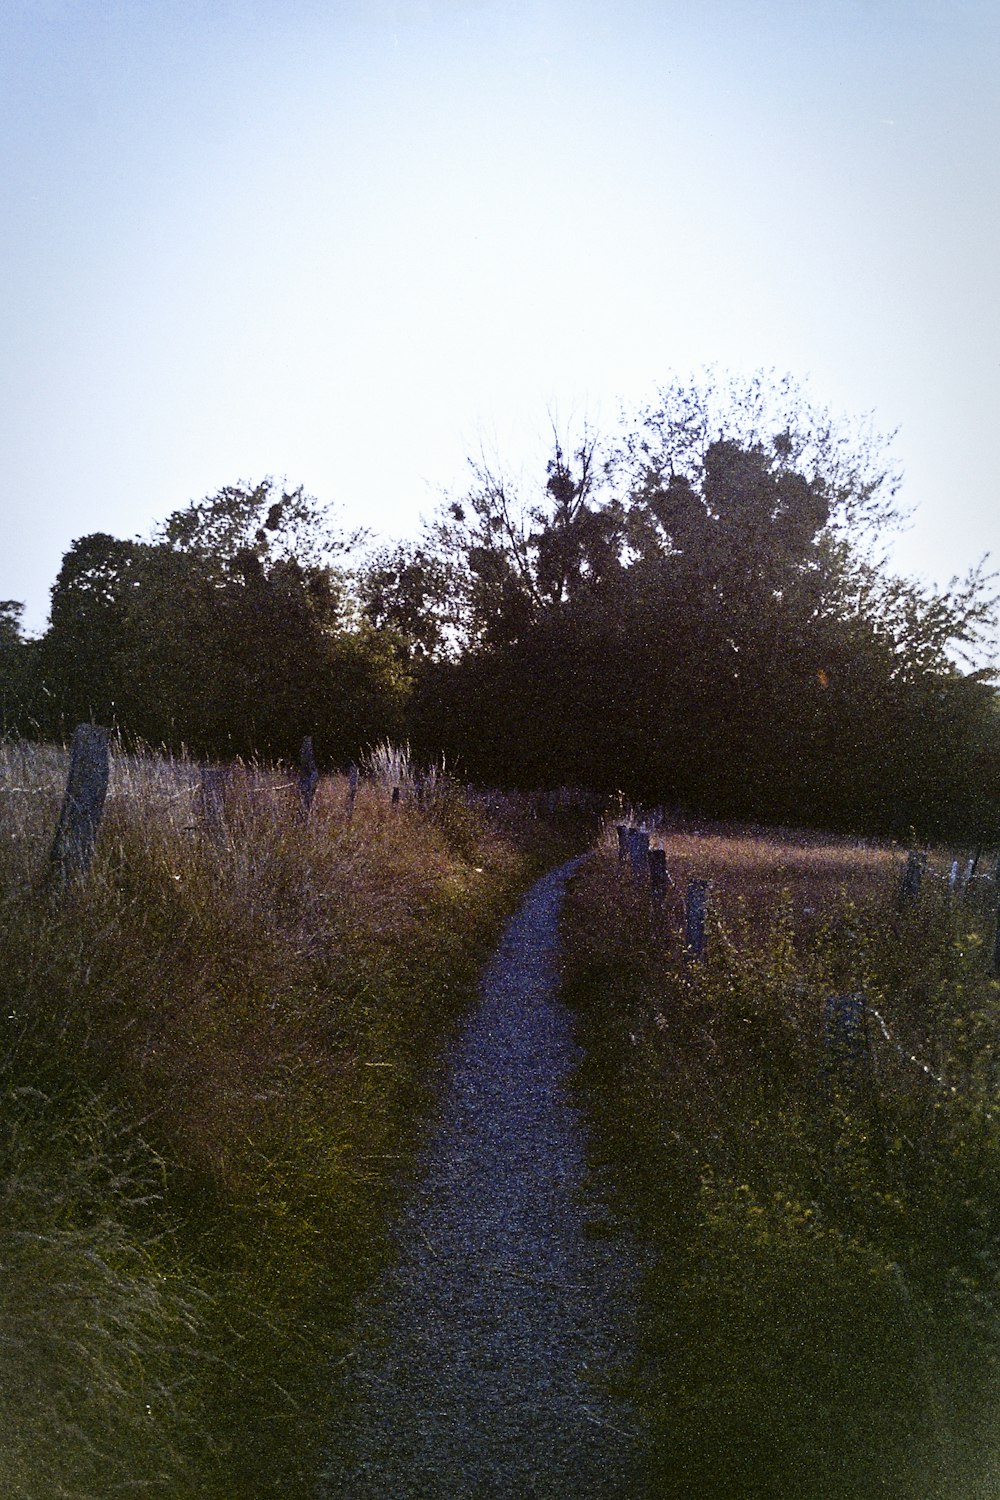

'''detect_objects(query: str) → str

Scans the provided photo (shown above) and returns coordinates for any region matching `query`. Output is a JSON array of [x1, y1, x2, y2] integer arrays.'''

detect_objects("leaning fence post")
[[298, 735, 319, 815], [684, 878, 709, 960], [49, 724, 111, 891]]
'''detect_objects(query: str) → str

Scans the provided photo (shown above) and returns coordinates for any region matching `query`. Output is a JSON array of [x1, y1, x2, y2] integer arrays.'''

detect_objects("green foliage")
[[156, 477, 360, 572], [563, 839, 1000, 1498], [30, 482, 407, 762], [0, 1082, 206, 1498], [613, 367, 905, 544], [409, 374, 998, 837], [0, 601, 30, 733], [356, 541, 459, 661], [423, 426, 623, 651]]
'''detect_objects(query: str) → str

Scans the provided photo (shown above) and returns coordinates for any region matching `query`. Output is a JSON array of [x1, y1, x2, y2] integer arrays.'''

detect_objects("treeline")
[[4, 373, 998, 839], [0, 484, 407, 765]]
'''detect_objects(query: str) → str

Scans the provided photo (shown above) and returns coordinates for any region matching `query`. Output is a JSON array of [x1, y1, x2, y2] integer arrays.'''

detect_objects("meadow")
[[0, 738, 572, 1498], [6, 735, 999, 1499], [562, 822, 1000, 1499]]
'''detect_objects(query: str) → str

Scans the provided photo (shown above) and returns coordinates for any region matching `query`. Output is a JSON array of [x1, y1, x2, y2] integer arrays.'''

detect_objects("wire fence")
[[611, 814, 1000, 1100]]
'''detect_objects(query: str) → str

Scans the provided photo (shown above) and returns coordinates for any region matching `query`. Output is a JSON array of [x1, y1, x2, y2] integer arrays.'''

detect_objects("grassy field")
[[0, 738, 578, 1498], [562, 822, 1000, 1500]]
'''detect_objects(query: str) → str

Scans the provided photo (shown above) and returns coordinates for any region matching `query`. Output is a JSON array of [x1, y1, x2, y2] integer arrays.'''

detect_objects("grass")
[[0, 737, 577, 1498], [562, 820, 1000, 1500]]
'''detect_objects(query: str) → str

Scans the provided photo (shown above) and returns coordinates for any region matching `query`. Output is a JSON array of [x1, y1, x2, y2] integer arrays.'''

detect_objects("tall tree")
[[413, 376, 998, 834], [33, 481, 406, 762], [0, 601, 29, 733], [425, 428, 625, 649]]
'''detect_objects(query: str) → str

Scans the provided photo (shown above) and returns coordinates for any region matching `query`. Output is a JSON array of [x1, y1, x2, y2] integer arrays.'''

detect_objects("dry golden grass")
[[603, 816, 911, 952], [567, 816, 1000, 1500], [0, 735, 542, 1498]]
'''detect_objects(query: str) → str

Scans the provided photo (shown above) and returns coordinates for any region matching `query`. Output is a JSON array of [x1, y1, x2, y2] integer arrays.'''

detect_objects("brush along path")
[[322, 858, 647, 1498]]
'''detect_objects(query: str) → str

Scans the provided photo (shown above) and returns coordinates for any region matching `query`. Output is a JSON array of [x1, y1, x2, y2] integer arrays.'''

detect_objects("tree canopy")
[[403, 375, 997, 836], [22, 480, 405, 763]]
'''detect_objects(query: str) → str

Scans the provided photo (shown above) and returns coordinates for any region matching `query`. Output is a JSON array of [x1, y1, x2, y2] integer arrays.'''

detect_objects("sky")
[[2, 0, 998, 637]]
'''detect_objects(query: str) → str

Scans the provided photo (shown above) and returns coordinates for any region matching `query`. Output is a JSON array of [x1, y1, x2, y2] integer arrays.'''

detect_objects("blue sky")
[[3, 0, 998, 635]]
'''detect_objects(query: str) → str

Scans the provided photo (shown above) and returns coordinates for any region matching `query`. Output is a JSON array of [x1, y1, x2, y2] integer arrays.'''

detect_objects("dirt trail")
[[320, 857, 647, 1499]]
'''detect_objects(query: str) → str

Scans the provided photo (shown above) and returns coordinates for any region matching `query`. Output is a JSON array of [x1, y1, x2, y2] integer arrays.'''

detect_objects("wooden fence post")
[[898, 850, 925, 909], [967, 844, 983, 887], [298, 736, 319, 815], [823, 992, 872, 1090], [684, 878, 709, 960], [49, 724, 111, 890], [199, 765, 229, 842], [616, 825, 629, 863], [649, 848, 668, 902], [628, 828, 650, 875]]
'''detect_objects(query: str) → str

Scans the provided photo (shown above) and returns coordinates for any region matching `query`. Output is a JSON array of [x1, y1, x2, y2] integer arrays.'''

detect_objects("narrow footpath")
[[320, 858, 648, 1499]]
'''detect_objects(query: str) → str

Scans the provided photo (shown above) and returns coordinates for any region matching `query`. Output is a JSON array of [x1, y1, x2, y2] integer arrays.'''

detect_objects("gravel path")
[[320, 858, 648, 1499]]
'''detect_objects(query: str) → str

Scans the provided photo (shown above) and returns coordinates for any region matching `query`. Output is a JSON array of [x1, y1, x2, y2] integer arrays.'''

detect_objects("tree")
[[614, 368, 904, 547], [157, 478, 362, 575], [600, 374, 998, 828], [32, 481, 405, 763], [35, 534, 153, 732], [356, 543, 458, 661], [425, 427, 625, 649], [0, 601, 29, 733], [412, 375, 998, 834]]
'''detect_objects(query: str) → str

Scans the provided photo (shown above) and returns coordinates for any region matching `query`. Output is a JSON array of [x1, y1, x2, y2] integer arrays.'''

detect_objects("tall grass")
[[563, 823, 1000, 1499], [0, 738, 562, 1498]]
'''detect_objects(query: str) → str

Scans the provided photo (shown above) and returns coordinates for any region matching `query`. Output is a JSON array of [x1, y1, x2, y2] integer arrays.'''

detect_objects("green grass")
[[0, 738, 577, 1498], [562, 825, 1000, 1500]]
